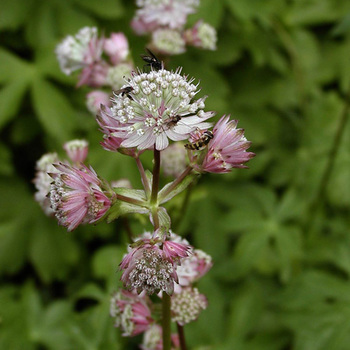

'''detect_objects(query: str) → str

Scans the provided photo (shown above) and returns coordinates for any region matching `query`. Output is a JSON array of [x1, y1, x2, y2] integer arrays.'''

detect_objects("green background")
[[1, 0, 350, 349]]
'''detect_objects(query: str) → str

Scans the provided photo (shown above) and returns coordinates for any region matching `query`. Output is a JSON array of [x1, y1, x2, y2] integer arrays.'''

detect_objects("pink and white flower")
[[104, 32, 130, 65], [133, 0, 200, 32], [49, 163, 113, 231], [108, 67, 214, 150], [55, 27, 104, 76], [190, 116, 255, 173], [177, 249, 212, 287], [63, 139, 88, 163], [110, 290, 153, 336]]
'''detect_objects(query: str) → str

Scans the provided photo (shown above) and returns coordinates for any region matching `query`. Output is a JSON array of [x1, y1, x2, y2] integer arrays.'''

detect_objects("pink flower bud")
[[63, 139, 88, 163], [104, 33, 129, 65], [86, 91, 111, 114], [184, 20, 217, 51]]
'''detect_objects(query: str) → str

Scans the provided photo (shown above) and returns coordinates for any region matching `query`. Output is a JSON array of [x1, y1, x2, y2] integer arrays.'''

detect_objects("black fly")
[[114, 86, 134, 100], [141, 48, 162, 71]]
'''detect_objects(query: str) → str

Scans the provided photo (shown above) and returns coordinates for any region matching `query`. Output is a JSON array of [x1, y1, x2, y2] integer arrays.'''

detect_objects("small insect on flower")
[[164, 115, 182, 129], [185, 130, 213, 150], [114, 86, 134, 100], [140, 48, 162, 71]]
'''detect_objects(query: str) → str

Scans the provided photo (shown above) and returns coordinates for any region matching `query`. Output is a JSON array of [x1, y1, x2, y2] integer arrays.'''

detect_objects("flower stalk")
[[177, 323, 187, 350], [162, 292, 172, 350]]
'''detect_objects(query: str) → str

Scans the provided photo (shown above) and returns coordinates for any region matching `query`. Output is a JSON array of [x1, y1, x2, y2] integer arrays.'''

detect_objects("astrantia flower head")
[[109, 67, 214, 150], [152, 29, 186, 55], [189, 115, 255, 173], [171, 287, 207, 325], [120, 231, 191, 295], [33, 153, 60, 216], [185, 20, 217, 51], [55, 27, 103, 75], [49, 163, 113, 231], [133, 0, 200, 33], [63, 139, 88, 163], [110, 290, 153, 336]]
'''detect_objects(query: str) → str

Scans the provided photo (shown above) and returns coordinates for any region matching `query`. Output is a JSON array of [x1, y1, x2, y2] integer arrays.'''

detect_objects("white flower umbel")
[[55, 27, 100, 75], [110, 68, 214, 150], [171, 287, 207, 325]]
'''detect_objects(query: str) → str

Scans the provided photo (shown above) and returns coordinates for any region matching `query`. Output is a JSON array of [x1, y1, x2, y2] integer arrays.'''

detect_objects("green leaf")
[[0, 0, 34, 31], [92, 245, 124, 281], [29, 220, 80, 283], [157, 207, 171, 230], [0, 48, 33, 83], [31, 78, 77, 143], [0, 79, 30, 130], [106, 188, 149, 222], [159, 173, 197, 204], [73, 0, 125, 19], [0, 142, 13, 175]]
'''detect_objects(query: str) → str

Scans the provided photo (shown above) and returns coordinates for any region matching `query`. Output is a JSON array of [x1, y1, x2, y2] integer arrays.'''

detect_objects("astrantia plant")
[[33, 1, 255, 349]]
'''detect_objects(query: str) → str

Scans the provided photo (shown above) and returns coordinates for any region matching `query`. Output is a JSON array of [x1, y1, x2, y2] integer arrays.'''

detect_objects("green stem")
[[135, 156, 151, 198], [151, 148, 161, 230], [116, 194, 148, 207], [177, 323, 187, 350], [173, 183, 193, 231], [122, 217, 134, 244], [161, 166, 193, 199], [151, 148, 161, 205], [162, 293, 172, 350]]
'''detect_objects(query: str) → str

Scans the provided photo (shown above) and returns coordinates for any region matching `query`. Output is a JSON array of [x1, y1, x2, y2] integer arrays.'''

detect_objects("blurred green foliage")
[[1, 0, 350, 349]]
